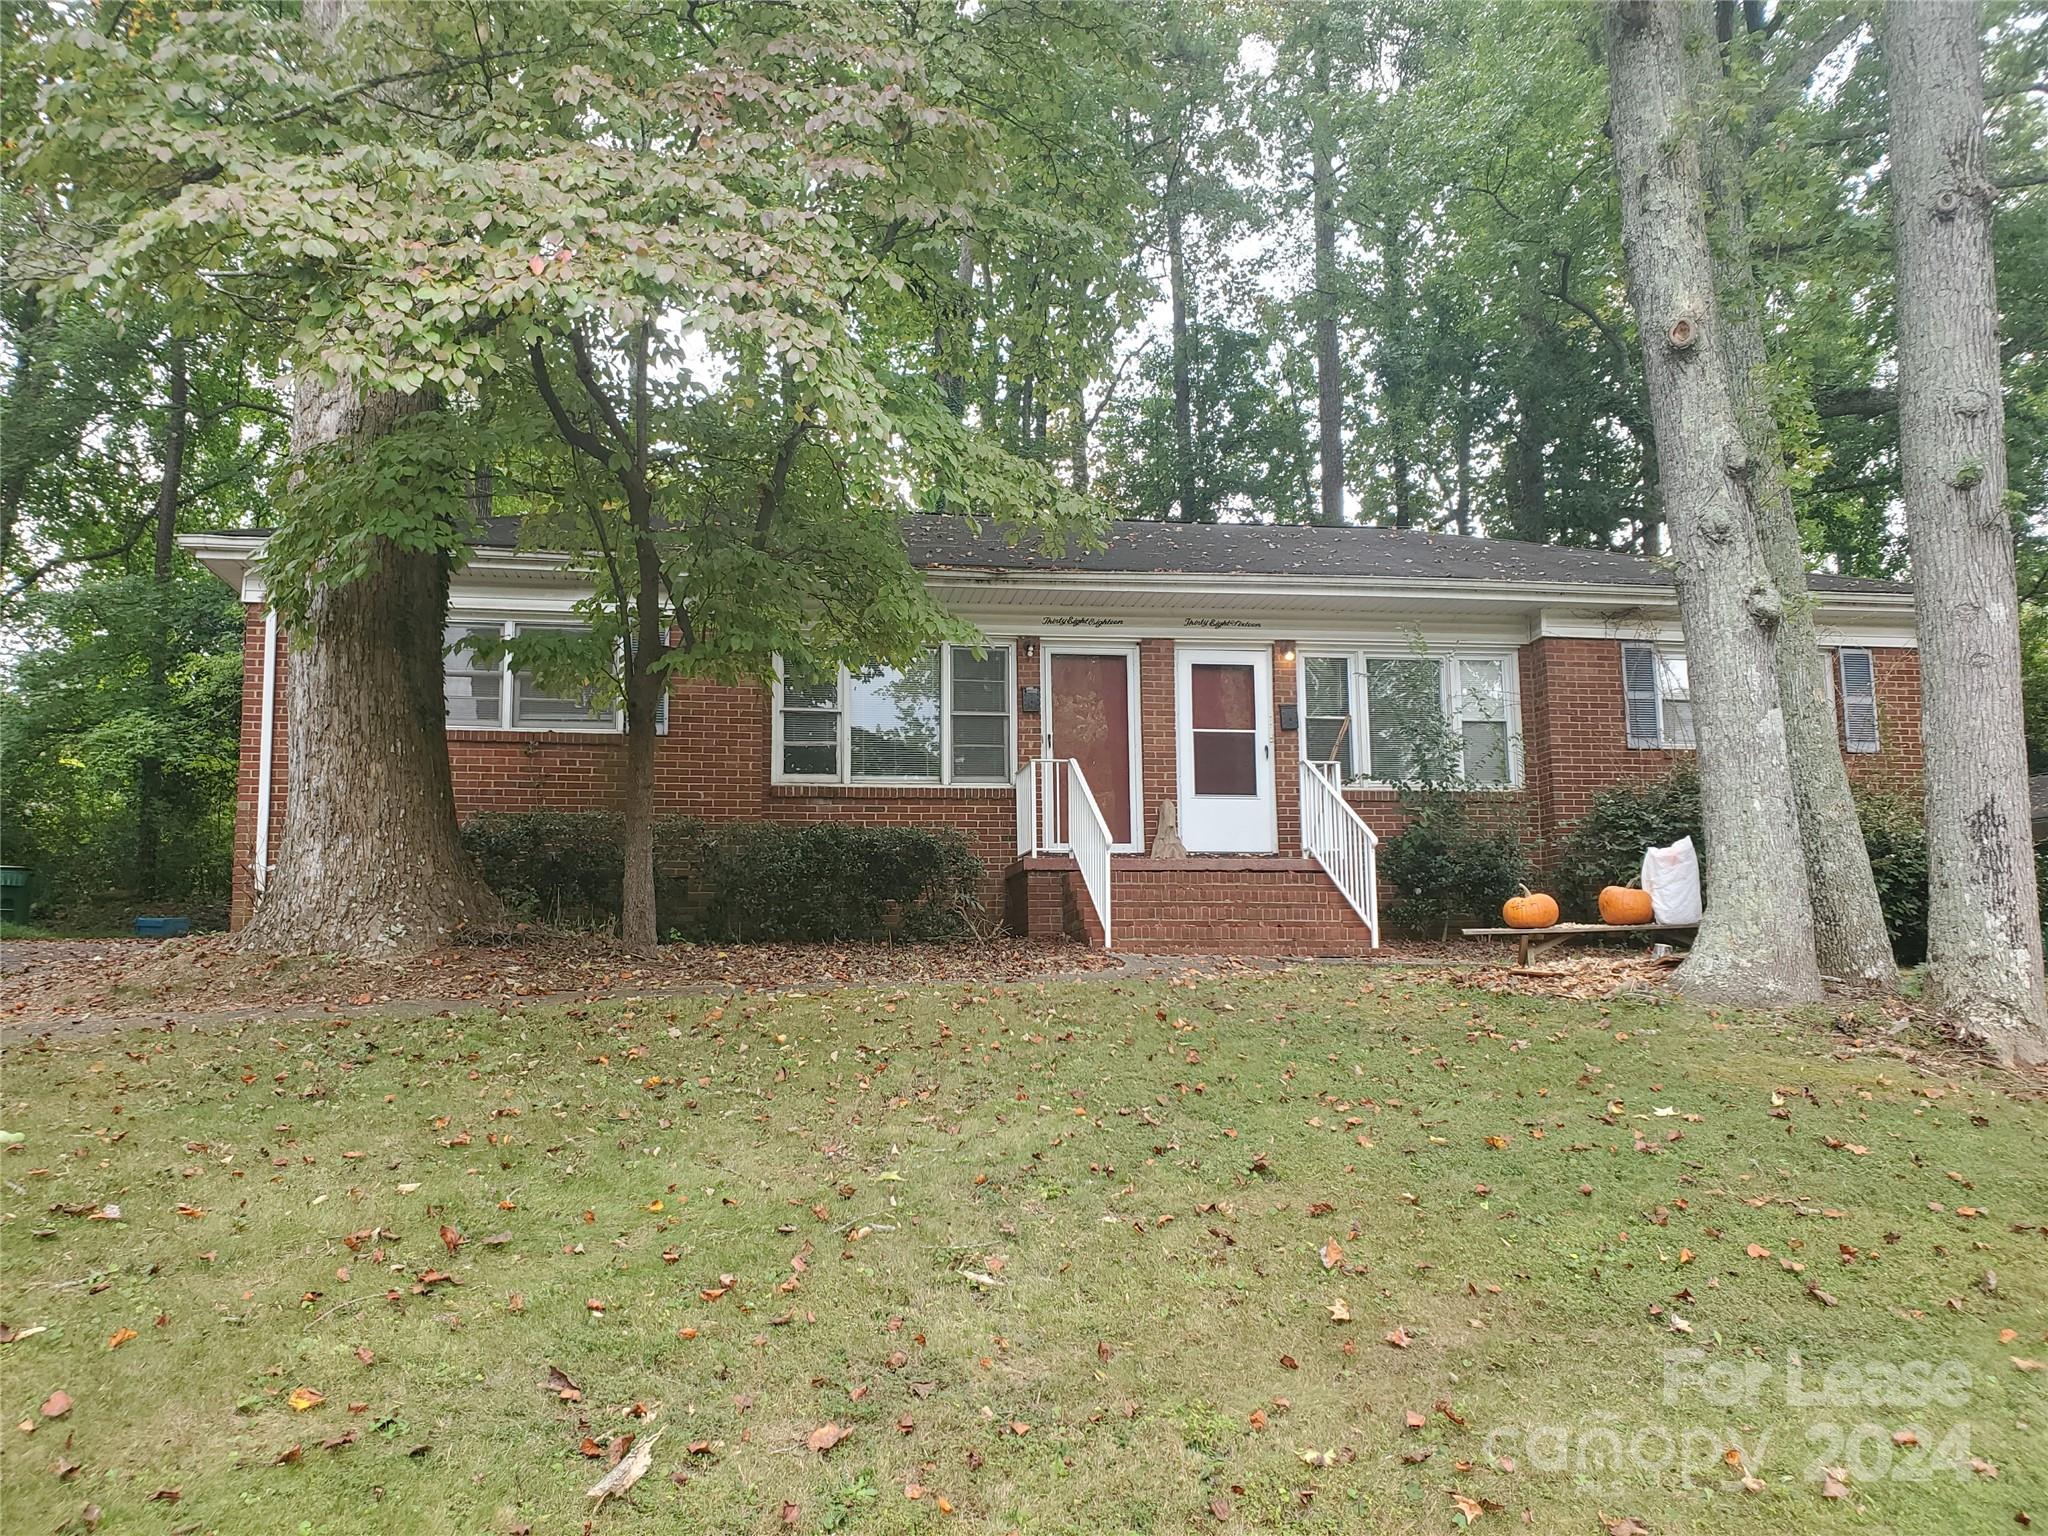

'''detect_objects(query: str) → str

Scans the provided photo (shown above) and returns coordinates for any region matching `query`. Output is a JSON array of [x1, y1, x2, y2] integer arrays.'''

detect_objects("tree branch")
[[753, 417, 812, 548], [1814, 386, 1897, 419], [1746, 13, 1866, 144], [527, 343, 615, 465]]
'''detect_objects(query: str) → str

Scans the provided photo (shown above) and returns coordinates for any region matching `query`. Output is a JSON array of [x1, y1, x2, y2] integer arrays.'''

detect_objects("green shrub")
[[1380, 798, 1533, 938], [459, 811, 704, 930], [1855, 793, 1928, 966], [1554, 765, 1950, 966], [700, 822, 981, 942], [458, 812, 980, 943], [1556, 763, 1704, 917]]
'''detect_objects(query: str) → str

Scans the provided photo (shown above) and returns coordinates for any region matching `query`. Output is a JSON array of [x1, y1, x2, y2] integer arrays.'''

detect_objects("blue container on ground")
[[134, 916, 191, 938]]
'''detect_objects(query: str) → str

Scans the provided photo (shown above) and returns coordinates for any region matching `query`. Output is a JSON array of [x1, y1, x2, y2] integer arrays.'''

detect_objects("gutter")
[[254, 607, 278, 897]]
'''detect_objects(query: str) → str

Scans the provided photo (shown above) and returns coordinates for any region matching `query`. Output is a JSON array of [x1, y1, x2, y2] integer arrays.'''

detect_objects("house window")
[[950, 648, 1012, 781], [1301, 655, 1355, 776], [779, 667, 840, 776], [1620, 641, 1695, 749], [777, 644, 1013, 786], [445, 621, 618, 733], [510, 623, 611, 729], [444, 626, 505, 728], [1454, 658, 1511, 786], [1364, 657, 1443, 784], [849, 652, 941, 780], [1303, 649, 1521, 787], [1837, 647, 1880, 753]]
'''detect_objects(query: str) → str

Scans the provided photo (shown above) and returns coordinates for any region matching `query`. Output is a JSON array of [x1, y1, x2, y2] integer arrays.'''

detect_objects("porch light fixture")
[[1279, 645, 1296, 663]]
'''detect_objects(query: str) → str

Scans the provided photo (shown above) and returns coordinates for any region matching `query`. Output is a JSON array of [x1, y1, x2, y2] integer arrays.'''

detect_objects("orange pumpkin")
[[1501, 886, 1559, 929], [1598, 884, 1655, 925]]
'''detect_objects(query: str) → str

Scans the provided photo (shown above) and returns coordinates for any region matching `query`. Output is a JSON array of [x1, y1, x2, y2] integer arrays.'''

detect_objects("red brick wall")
[[229, 613, 1924, 931], [1137, 638, 1174, 850], [1519, 635, 1925, 846], [231, 605, 289, 928], [232, 611, 1040, 926]]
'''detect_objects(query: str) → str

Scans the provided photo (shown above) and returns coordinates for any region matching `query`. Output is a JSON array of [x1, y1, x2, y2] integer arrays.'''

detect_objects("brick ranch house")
[[184, 515, 1921, 954]]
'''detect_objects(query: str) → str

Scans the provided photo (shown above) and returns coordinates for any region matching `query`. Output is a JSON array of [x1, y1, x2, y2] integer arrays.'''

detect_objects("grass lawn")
[[2, 968, 2043, 1534]]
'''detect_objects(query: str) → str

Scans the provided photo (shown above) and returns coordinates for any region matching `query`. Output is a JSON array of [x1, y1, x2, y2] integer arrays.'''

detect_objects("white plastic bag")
[[1639, 836, 1703, 926]]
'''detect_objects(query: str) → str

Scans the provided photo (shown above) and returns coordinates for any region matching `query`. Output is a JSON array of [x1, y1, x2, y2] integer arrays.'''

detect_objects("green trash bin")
[[0, 867, 28, 926]]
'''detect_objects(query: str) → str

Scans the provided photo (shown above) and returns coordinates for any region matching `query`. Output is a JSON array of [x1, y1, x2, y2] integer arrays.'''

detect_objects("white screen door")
[[1175, 646, 1274, 853]]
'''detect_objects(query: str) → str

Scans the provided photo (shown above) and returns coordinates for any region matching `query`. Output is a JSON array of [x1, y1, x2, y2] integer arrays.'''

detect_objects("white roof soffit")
[[179, 531, 1916, 634]]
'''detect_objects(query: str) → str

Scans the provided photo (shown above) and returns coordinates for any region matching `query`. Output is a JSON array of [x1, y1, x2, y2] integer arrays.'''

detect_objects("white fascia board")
[[1534, 602, 1919, 650], [178, 533, 588, 606], [920, 567, 1683, 609]]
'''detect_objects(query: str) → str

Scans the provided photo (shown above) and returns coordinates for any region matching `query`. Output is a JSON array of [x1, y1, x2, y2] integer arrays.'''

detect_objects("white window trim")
[[1298, 647, 1525, 790], [772, 643, 1016, 789], [445, 618, 625, 735]]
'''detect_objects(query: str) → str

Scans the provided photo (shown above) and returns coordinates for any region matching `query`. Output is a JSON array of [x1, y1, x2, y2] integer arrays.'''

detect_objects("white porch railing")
[[1064, 765, 1114, 950], [1300, 759, 1379, 947], [1015, 756, 1113, 950]]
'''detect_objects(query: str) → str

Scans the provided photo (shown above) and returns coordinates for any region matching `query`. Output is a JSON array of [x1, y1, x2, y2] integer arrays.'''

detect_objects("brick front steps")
[[1003, 854, 1375, 956]]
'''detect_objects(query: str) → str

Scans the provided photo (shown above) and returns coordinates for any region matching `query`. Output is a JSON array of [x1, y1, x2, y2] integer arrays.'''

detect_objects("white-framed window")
[[1301, 654, 1357, 777], [444, 620, 624, 733], [1300, 648, 1522, 787], [1453, 657, 1512, 785], [1620, 641, 1695, 749], [774, 644, 1014, 786]]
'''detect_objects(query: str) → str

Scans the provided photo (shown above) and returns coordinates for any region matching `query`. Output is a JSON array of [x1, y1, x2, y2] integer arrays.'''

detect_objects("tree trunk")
[[240, 0, 498, 955], [619, 319, 662, 956], [1687, 1, 1897, 987], [240, 378, 499, 954], [935, 237, 972, 419], [1506, 374, 1548, 542], [1071, 391, 1091, 494], [1885, 0, 2048, 1063], [1381, 214, 1415, 530], [1604, 0, 1822, 1005], [1166, 161, 1200, 521], [136, 332, 188, 898], [1310, 27, 1345, 526], [1453, 413, 1473, 536]]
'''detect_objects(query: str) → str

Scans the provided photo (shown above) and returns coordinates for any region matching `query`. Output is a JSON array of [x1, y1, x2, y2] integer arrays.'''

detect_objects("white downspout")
[[253, 606, 278, 896]]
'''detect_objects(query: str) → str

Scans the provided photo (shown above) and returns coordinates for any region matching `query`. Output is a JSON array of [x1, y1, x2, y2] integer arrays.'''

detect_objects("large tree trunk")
[[1452, 413, 1472, 537], [240, 380, 499, 954], [618, 320, 662, 956], [1885, 0, 2048, 1063], [935, 237, 972, 420], [1687, 2, 1897, 987], [238, 0, 496, 954], [1505, 361, 1549, 542], [1165, 159, 1201, 522], [136, 332, 187, 899], [1309, 27, 1345, 526], [1604, 0, 1822, 1005]]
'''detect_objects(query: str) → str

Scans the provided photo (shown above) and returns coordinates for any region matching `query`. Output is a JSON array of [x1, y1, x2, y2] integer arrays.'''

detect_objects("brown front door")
[[1046, 651, 1134, 847]]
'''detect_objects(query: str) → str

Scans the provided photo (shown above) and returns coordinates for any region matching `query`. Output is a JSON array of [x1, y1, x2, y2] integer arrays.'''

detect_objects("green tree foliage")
[[0, 575, 244, 914], [8, 0, 2047, 935]]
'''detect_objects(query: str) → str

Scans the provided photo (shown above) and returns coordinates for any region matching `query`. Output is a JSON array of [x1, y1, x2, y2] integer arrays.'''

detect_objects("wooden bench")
[[1460, 921, 1699, 967]]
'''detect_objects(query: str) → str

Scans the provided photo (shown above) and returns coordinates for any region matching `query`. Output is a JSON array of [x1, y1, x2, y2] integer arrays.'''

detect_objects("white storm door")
[[1175, 646, 1275, 853]]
